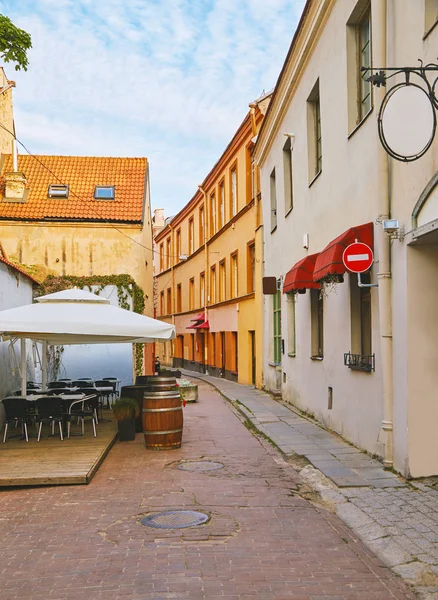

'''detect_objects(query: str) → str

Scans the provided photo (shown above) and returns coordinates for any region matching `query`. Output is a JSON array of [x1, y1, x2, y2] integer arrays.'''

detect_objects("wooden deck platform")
[[0, 414, 118, 487]]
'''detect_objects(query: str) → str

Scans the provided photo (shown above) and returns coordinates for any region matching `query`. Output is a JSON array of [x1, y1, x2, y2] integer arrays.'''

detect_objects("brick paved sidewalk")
[[0, 381, 413, 599], [182, 370, 438, 598]]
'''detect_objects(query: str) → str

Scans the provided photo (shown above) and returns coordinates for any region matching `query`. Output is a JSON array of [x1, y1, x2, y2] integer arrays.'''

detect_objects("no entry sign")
[[342, 242, 373, 274]]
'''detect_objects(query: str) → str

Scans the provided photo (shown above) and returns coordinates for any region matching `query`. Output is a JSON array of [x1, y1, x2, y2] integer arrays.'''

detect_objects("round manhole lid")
[[141, 510, 210, 529], [177, 460, 224, 472]]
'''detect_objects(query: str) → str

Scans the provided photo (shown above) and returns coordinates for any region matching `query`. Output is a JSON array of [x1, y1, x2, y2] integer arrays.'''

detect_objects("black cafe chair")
[[94, 380, 113, 408], [48, 381, 67, 389], [2, 397, 29, 443], [67, 395, 98, 438], [71, 380, 93, 388], [102, 377, 118, 400], [35, 397, 66, 441]]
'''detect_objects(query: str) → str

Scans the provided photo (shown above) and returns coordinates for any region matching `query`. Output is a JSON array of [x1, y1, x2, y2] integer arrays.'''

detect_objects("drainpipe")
[[198, 185, 208, 374], [168, 222, 175, 368], [373, 0, 393, 468]]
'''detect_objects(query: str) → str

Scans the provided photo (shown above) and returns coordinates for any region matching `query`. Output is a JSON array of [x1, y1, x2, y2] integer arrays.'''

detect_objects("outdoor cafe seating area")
[[1, 377, 121, 443], [0, 376, 121, 487]]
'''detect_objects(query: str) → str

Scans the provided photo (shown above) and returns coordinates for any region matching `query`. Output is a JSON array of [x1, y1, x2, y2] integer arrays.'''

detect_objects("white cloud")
[[3, 0, 305, 215]]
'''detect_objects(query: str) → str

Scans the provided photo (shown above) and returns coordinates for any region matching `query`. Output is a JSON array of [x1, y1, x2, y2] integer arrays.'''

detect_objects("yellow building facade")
[[155, 94, 270, 387]]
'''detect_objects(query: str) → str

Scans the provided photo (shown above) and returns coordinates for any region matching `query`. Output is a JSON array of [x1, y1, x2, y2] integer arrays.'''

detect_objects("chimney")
[[3, 138, 28, 203]]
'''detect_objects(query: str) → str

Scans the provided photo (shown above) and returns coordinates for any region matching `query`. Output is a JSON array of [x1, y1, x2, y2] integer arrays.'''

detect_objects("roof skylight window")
[[48, 184, 69, 198], [94, 186, 115, 200]]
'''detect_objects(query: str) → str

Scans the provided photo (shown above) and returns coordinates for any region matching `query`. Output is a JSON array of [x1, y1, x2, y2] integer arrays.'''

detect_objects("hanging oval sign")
[[378, 82, 436, 162]]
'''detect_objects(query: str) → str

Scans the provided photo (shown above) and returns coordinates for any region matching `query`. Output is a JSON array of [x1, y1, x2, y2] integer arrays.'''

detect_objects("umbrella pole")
[[41, 341, 48, 390], [21, 338, 27, 396]]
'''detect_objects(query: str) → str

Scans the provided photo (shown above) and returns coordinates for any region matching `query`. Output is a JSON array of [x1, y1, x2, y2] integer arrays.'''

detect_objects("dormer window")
[[48, 184, 69, 198], [94, 185, 115, 200]]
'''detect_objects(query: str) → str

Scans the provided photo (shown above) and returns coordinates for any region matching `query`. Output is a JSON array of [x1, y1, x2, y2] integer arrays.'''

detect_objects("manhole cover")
[[141, 510, 210, 529], [176, 460, 224, 472]]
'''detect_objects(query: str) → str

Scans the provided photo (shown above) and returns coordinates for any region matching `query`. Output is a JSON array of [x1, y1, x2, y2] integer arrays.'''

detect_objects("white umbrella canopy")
[[0, 288, 175, 344], [0, 288, 175, 394]]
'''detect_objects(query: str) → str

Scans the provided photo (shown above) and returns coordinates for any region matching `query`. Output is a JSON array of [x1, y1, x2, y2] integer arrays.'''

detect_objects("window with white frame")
[[286, 293, 296, 356], [283, 138, 293, 214], [347, 2, 373, 130], [307, 80, 322, 181], [270, 168, 277, 231]]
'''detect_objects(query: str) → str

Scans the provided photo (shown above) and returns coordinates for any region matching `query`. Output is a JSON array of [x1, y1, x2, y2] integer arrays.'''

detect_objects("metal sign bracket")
[[357, 273, 378, 288]]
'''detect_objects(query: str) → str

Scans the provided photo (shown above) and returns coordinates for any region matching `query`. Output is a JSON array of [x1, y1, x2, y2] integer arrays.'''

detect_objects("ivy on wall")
[[38, 274, 146, 375]]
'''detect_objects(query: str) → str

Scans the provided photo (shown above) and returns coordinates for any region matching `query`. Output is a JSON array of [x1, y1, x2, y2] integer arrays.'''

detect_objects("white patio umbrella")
[[0, 288, 175, 394]]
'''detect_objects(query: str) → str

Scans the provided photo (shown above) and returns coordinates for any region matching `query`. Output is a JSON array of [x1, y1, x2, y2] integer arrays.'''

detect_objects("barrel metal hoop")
[[143, 406, 182, 412], [144, 428, 183, 435]]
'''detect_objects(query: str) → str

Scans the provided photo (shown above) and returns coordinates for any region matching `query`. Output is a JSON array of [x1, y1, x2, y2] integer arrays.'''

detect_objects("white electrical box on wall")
[[303, 233, 309, 249]]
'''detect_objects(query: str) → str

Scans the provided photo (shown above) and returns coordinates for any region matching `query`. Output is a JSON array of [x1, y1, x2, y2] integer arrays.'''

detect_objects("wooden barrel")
[[143, 389, 183, 450], [144, 376, 177, 391]]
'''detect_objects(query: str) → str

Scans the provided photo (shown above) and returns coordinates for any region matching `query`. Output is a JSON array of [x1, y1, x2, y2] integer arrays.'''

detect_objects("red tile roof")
[[0, 254, 39, 284], [0, 155, 147, 223]]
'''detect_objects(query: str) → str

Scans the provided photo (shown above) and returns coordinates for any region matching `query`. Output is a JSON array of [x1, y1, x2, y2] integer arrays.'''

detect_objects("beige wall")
[[255, 0, 438, 474], [0, 221, 154, 316]]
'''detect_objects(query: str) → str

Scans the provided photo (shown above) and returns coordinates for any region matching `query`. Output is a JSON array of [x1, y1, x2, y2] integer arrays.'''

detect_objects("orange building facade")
[[154, 94, 270, 386]]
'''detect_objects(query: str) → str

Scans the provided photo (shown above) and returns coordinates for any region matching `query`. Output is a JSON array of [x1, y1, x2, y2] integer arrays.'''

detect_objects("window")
[[286, 294, 296, 356], [159, 243, 164, 272], [166, 288, 172, 315], [190, 333, 195, 360], [218, 180, 225, 229], [231, 252, 238, 298], [160, 291, 164, 316], [188, 217, 194, 255], [350, 272, 372, 357], [310, 289, 323, 358], [199, 205, 205, 246], [307, 80, 322, 181], [347, 2, 372, 130], [48, 184, 69, 198], [200, 272, 205, 307], [219, 260, 226, 301], [357, 9, 372, 120], [230, 164, 237, 217], [270, 168, 277, 231], [210, 193, 216, 236], [210, 332, 216, 367], [232, 331, 238, 372], [166, 237, 171, 270], [94, 186, 115, 199], [210, 265, 216, 304], [176, 284, 182, 313], [273, 290, 282, 364], [247, 242, 255, 293], [425, 0, 438, 33], [189, 278, 195, 310], [283, 137, 293, 214], [176, 229, 181, 261]]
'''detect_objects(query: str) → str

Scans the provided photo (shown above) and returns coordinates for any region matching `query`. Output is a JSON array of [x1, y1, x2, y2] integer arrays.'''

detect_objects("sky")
[[2, 0, 305, 218]]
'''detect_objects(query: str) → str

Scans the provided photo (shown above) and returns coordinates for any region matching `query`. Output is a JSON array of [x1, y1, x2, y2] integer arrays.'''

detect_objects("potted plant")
[[113, 397, 140, 441]]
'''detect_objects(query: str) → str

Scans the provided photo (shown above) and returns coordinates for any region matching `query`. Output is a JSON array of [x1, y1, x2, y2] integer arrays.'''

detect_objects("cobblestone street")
[[0, 382, 414, 599], [181, 371, 438, 599]]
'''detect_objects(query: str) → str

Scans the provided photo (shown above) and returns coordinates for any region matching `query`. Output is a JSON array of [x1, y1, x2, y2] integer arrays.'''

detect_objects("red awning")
[[283, 253, 320, 293], [313, 223, 373, 282], [186, 324, 196, 329], [191, 312, 205, 321], [194, 320, 209, 329]]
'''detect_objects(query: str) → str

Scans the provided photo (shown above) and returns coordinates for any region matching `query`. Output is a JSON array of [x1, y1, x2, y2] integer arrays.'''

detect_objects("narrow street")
[[0, 382, 414, 599]]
